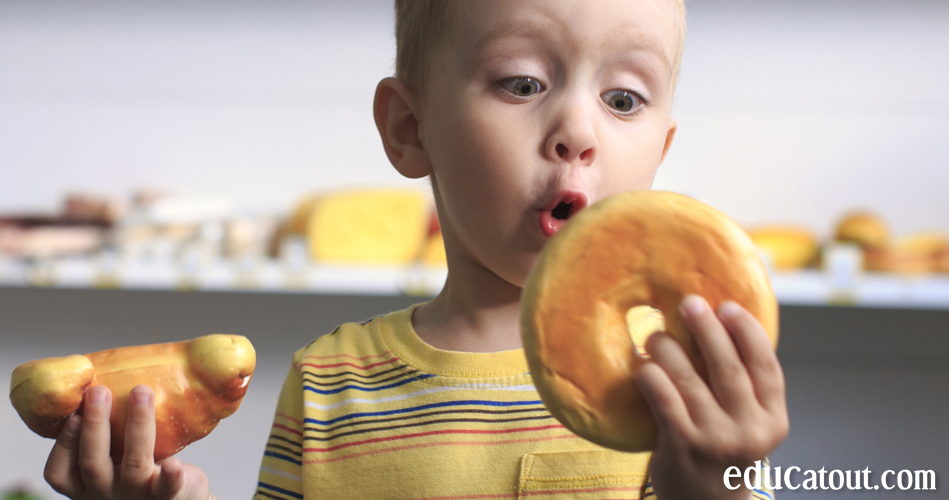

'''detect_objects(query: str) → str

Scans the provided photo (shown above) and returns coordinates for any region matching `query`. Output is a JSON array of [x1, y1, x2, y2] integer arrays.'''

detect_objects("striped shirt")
[[254, 304, 775, 500]]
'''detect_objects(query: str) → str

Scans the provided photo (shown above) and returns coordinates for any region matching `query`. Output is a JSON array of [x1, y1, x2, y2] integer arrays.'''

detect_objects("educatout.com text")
[[725, 461, 937, 492]]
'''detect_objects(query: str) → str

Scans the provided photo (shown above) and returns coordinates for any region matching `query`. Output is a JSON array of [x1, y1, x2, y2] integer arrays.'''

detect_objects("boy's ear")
[[659, 118, 677, 164], [373, 77, 432, 179]]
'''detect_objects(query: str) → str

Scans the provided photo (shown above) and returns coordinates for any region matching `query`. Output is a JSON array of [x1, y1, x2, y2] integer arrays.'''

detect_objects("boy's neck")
[[411, 263, 524, 353]]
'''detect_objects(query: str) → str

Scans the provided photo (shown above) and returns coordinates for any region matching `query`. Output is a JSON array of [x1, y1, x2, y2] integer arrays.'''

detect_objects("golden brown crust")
[[747, 226, 819, 270], [10, 355, 95, 438], [936, 246, 949, 273], [521, 191, 778, 452], [834, 212, 889, 249], [9, 334, 256, 461], [864, 231, 949, 274]]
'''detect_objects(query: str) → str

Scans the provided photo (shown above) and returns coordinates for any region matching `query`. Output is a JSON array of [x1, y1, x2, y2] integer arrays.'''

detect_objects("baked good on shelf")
[[747, 226, 819, 270], [865, 231, 949, 274], [834, 212, 889, 249], [279, 189, 431, 265]]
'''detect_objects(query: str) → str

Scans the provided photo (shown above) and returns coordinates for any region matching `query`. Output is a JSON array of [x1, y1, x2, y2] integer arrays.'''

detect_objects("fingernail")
[[87, 386, 107, 405], [131, 387, 151, 407], [64, 415, 81, 436], [681, 295, 706, 317], [718, 301, 742, 320]]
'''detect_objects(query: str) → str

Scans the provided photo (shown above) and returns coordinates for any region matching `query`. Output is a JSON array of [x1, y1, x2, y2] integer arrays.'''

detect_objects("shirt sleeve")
[[254, 361, 306, 500], [640, 458, 775, 499]]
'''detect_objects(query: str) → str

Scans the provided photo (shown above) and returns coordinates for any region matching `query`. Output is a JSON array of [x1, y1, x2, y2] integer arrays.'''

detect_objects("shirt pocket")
[[517, 448, 651, 499]]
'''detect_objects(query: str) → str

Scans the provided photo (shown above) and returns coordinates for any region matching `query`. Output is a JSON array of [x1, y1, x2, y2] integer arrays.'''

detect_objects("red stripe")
[[304, 424, 566, 453], [300, 358, 398, 370], [302, 351, 393, 362], [272, 423, 302, 437], [411, 490, 640, 500], [411, 493, 516, 499], [521, 486, 638, 497], [275, 412, 303, 425], [303, 433, 577, 464]]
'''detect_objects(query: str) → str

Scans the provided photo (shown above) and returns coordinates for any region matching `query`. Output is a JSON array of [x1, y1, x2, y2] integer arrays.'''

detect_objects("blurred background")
[[1, 0, 948, 499]]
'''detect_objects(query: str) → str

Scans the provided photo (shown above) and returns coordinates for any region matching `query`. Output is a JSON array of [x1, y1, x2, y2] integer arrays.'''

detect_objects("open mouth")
[[538, 192, 588, 238], [551, 201, 573, 220]]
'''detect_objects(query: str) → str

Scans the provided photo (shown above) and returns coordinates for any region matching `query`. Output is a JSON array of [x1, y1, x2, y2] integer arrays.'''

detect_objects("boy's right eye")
[[498, 77, 544, 98]]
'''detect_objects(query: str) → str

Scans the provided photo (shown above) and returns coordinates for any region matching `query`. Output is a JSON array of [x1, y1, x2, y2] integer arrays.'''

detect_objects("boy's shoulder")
[[291, 304, 418, 366]]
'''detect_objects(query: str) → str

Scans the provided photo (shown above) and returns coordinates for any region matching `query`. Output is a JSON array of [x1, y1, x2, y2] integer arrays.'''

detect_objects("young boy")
[[42, 1, 789, 499]]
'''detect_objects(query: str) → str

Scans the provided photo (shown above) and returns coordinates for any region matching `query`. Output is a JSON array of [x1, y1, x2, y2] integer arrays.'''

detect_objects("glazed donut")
[[520, 190, 779, 452], [10, 334, 256, 461]]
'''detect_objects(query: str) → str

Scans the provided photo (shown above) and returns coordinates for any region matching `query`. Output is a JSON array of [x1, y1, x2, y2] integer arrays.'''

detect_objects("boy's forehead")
[[445, 0, 679, 77]]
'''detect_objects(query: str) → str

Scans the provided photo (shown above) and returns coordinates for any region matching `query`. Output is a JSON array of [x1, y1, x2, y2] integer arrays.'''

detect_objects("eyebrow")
[[473, 18, 672, 74], [473, 18, 552, 53]]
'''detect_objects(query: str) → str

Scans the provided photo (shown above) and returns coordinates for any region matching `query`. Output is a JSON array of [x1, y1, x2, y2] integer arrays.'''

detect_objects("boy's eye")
[[498, 77, 543, 97], [602, 90, 643, 114]]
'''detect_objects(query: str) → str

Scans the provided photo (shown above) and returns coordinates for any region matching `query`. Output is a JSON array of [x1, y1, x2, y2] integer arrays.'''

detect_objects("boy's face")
[[416, 0, 679, 287]]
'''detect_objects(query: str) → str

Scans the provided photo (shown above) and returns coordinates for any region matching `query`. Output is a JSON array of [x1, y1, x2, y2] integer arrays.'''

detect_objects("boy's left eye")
[[498, 77, 544, 98], [601, 90, 644, 114]]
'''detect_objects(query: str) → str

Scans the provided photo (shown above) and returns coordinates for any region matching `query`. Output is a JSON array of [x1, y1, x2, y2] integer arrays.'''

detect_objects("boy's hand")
[[44, 385, 216, 500], [637, 295, 789, 500]]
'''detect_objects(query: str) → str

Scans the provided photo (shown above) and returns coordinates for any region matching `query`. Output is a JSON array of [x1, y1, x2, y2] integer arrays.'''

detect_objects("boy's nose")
[[545, 103, 598, 167], [554, 143, 595, 164]]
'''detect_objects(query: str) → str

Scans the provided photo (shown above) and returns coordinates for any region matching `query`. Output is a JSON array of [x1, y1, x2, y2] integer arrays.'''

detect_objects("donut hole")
[[625, 305, 666, 359]]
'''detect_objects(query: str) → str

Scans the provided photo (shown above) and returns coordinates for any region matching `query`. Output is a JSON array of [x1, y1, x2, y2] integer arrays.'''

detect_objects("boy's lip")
[[536, 190, 589, 238]]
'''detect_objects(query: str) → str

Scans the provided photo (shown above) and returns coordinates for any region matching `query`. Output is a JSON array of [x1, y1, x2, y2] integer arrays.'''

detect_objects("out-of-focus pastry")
[[864, 231, 949, 274], [417, 209, 447, 267], [747, 226, 819, 270], [305, 189, 430, 265], [834, 212, 889, 249]]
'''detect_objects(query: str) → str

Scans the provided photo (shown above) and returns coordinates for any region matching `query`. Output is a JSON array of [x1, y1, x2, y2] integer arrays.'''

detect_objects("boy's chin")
[[507, 256, 542, 291]]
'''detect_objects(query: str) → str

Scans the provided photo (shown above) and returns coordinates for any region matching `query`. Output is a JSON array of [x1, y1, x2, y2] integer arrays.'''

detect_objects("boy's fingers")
[[154, 458, 211, 500], [153, 458, 185, 499], [642, 330, 720, 429], [680, 295, 755, 413], [717, 301, 787, 413], [120, 385, 158, 499], [636, 359, 695, 441], [44, 414, 85, 498], [78, 385, 116, 498]]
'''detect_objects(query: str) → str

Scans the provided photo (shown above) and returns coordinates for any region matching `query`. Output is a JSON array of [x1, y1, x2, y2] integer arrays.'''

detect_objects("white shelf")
[[1, 257, 948, 309], [769, 269, 949, 309], [0, 257, 448, 297]]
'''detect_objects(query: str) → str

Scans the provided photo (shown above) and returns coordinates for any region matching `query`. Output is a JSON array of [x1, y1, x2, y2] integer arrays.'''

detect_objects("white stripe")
[[304, 384, 537, 411], [259, 466, 302, 483]]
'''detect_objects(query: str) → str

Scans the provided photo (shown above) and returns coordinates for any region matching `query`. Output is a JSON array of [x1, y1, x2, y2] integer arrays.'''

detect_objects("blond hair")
[[395, 0, 687, 95]]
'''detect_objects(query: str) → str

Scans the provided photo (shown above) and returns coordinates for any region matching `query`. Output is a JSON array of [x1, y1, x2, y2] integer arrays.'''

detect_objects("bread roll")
[[10, 334, 256, 461]]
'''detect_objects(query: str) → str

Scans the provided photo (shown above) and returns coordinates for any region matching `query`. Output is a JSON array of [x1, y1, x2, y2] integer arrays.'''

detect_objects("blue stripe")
[[263, 450, 302, 466], [753, 489, 773, 500], [642, 481, 655, 500], [303, 373, 435, 395], [305, 399, 545, 425], [257, 482, 304, 500]]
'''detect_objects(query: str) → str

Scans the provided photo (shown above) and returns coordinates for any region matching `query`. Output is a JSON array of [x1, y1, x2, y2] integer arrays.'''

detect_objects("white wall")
[[657, 0, 949, 237], [0, 0, 413, 216], [1, 0, 947, 235]]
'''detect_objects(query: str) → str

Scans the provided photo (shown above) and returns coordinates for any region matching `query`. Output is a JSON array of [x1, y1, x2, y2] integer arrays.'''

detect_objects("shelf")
[[0, 257, 947, 309], [769, 269, 949, 309], [0, 256, 448, 297]]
